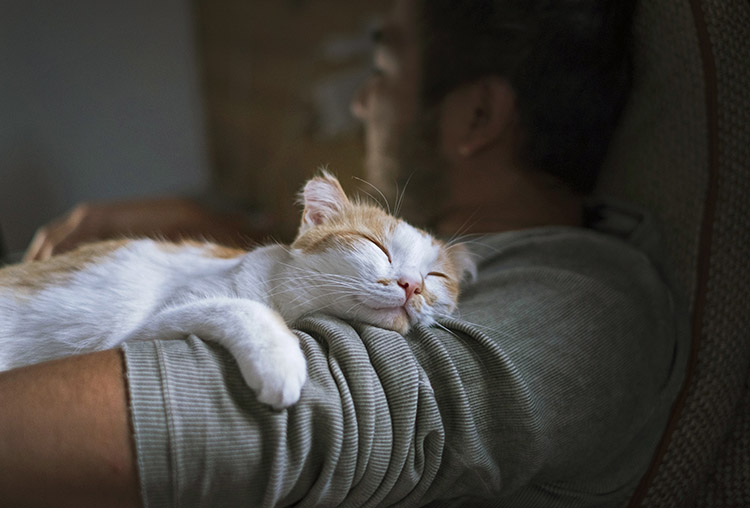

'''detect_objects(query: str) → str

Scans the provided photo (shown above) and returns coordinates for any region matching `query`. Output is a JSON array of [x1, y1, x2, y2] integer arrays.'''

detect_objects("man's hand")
[[24, 197, 271, 262], [24, 203, 107, 261]]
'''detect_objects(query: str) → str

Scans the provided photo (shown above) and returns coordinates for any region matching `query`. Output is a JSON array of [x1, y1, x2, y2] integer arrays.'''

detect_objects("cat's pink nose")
[[397, 276, 422, 301]]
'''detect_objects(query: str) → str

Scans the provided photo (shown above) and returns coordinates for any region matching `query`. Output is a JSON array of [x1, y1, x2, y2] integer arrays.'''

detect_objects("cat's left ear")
[[448, 243, 478, 283], [299, 171, 350, 232]]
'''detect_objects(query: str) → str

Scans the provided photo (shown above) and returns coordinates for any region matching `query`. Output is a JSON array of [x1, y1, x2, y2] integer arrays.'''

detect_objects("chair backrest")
[[597, 0, 750, 505]]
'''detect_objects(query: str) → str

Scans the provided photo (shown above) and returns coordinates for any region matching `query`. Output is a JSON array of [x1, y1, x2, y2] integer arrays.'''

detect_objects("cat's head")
[[287, 171, 476, 334]]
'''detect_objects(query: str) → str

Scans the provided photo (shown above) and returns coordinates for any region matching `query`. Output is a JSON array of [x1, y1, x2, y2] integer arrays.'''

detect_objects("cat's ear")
[[448, 243, 478, 283], [299, 171, 350, 232]]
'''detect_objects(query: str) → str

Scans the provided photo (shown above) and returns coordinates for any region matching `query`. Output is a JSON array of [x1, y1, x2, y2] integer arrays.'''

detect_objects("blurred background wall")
[[0, 0, 210, 253], [193, 0, 387, 240], [0, 0, 387, 255]]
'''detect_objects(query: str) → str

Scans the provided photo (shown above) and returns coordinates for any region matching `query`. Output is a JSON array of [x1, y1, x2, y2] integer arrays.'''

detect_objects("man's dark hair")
[[418, 0, 637, 194]]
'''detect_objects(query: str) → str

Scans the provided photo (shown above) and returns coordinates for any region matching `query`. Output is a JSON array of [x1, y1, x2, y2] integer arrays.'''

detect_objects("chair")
[[597, 0, 750, 505]]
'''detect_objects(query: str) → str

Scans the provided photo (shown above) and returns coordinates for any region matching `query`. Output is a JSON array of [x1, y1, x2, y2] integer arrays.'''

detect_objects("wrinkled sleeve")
[[122, 237, 686, 508]]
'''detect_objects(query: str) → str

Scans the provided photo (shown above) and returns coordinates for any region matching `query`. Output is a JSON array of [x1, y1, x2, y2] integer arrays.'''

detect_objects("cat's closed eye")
[[426, 272, 449, 279], [362, 235, 392, 264]]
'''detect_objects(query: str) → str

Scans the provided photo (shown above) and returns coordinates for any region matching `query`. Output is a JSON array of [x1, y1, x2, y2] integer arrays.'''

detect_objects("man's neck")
[[434, 162, 585, 237]]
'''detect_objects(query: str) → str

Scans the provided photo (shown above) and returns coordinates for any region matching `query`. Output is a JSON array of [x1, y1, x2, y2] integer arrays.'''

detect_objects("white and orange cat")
[[0, 173, 475, 409]]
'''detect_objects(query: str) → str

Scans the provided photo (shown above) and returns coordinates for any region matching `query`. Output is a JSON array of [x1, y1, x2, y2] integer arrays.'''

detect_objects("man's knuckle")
[[36, 226, 51, 239], [72, 203, 92, 217]]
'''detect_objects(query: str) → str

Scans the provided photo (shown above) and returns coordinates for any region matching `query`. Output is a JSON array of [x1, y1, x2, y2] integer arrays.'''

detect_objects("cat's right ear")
[[299, 171, 350, 233]]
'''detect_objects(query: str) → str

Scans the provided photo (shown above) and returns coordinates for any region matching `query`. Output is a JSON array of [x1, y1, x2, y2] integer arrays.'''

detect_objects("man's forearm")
[[0, 349, 141, 508]]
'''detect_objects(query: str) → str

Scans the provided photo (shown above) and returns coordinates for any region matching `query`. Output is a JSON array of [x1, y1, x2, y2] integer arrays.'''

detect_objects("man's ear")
[[440, 76, 516, 159]]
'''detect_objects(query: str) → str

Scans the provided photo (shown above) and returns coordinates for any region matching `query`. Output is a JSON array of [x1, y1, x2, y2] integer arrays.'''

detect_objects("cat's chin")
[[355, 306, 412, 335]]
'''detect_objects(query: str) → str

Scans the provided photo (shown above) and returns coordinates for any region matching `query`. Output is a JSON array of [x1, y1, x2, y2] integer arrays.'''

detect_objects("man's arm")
[[0, 350, 141, 508], [0, 231, 687, 507], [23, 197, 272, 262]]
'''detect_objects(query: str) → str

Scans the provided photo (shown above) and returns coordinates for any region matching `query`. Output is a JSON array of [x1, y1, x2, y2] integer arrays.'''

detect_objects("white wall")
[[0, 0, 209, 253]]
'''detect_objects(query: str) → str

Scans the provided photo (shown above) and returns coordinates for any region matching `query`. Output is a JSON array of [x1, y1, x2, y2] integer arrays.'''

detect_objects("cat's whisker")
[[265, 271, 354, 284], [265, 267, 358, 287], [433, 321, 462, 341], [284, 291, 359, 316], [444, 212, 481, 247], [270, 277, 361, 291], [275, 285, 359, 308], [271, 262, 355, 281], [270, 285, 345, 303], [358, 189, 387, 211], [270, 242, 293, 255], [267, 267, 362, 284], [434, 311, 510, 340], [445, 235, 499, 251], [353, 176, 391, 214], [393, 172, 414, 218], [264, 275, 357, 293], [432, 317, 495, 378], [343, 299, 367, 315]]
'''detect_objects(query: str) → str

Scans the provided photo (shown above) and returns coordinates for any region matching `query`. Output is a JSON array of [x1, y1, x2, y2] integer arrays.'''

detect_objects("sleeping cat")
[[0, 172, 475, 409]]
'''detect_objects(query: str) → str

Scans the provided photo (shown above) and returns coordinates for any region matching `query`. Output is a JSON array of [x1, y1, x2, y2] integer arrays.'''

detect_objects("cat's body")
[[0, 239, 307, 408], [0, 173, 474, 409]]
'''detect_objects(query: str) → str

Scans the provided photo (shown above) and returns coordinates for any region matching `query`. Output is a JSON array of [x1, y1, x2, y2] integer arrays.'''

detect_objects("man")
[[0, 0, 688, 506]]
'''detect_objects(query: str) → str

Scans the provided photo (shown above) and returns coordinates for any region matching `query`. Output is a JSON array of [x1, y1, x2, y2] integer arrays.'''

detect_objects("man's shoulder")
[[467, 198, 670, 302], [471, 225, 655, 282], [461, 223, 675, 335]]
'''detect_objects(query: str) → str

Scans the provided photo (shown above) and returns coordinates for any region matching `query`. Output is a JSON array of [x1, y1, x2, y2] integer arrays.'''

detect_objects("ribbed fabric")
[[124, 341, 173, 506], [123, 200, 689, 507]]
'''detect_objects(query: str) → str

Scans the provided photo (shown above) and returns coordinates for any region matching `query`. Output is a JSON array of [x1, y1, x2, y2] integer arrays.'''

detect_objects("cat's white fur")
[[0, 173, 475, 409]]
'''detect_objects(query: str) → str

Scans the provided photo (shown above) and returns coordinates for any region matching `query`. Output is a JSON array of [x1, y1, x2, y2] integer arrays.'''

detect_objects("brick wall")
[[193, 0, 388, 239]]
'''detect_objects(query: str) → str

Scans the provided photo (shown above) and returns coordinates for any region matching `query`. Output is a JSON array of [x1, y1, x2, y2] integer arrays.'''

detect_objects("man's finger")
[[23, 213, 85, 262], [23, 229, 52, 262]]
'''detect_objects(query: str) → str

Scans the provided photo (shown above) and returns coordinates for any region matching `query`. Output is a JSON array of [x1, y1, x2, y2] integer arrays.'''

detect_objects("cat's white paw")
[[236, 329, 307, 410]]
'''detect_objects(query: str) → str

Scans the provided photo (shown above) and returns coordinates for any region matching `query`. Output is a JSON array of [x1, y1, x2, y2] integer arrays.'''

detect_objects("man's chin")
[[363, 117, 448, 226]]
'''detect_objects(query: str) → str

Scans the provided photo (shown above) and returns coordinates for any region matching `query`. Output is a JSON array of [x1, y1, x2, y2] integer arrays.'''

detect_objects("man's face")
[[351, 0, 422, 197], [351, 0, 449, 225]]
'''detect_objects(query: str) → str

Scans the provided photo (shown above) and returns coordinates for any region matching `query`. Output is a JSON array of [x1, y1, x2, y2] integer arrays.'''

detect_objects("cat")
[[0, 172, 476, 409]]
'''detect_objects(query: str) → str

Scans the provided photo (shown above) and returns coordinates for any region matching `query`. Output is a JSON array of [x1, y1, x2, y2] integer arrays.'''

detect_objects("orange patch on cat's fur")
[[0, 239, 128, 292], [157, 240, 247, 259], [206, 244, 247, 259], [386, 311, 411, 335], [292, 202, 397, 254], [435, 244, 463, 300]]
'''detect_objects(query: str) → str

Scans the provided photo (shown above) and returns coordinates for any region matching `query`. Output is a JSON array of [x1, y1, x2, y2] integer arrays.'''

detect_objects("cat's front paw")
[[237, 329, 307, 410]]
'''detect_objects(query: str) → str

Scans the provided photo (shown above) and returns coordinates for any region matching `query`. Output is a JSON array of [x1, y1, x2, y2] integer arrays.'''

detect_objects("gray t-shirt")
[[123, 199, 689, 507]]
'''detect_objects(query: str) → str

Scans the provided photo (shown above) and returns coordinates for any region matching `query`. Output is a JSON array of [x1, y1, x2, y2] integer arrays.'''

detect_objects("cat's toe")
[[258, 357, 307, 409], [258, 376, 304, 410], [245, 343, 307, 410]]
